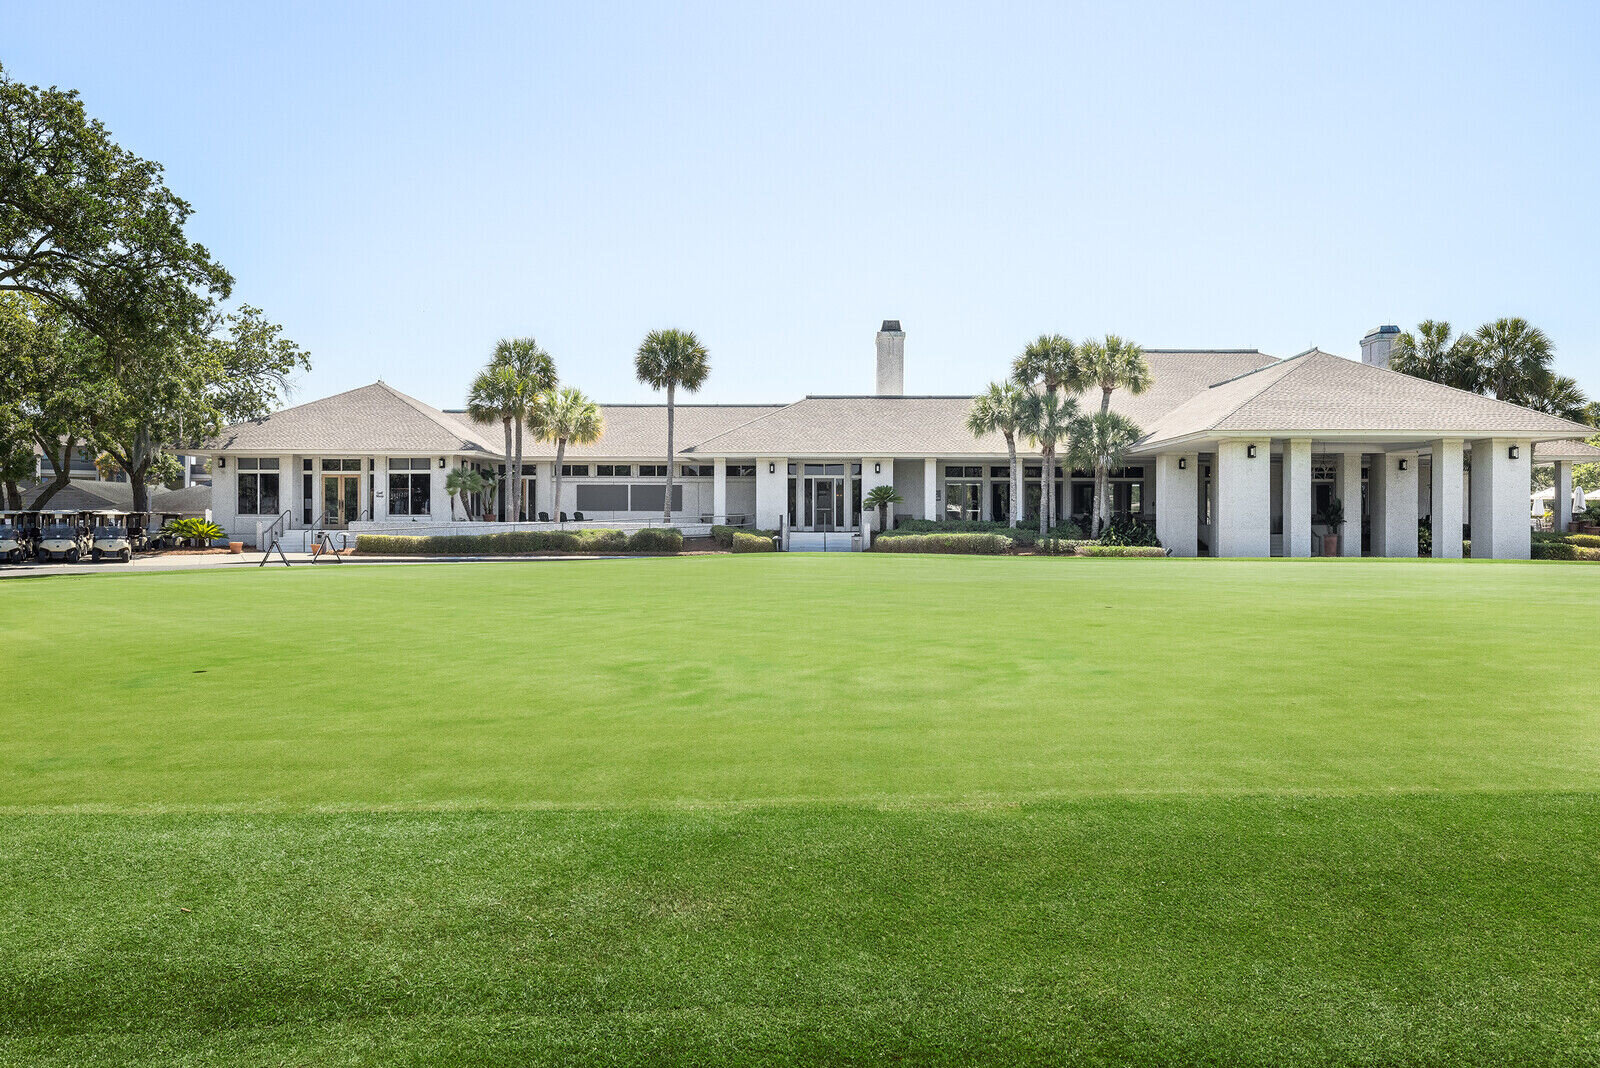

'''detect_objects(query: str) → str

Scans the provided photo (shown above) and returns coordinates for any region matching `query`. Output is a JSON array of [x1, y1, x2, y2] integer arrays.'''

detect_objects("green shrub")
[[1532, 540, 1577, 560], [1076, 544, 1168, 558], [625, 528, 682, 553], [1565, 533, 1600, 549], [732, 531, 775, 553], [711, 525, 776, 549], [162, 517, 224, 545], [356, 529, 654, 556], [1577, 545, 1600, 561], [1417, 519, 1432, 558], [1096, 515, 1161, 548], [1038, 538, 1096, 555], [871, 533, 1012, 555]]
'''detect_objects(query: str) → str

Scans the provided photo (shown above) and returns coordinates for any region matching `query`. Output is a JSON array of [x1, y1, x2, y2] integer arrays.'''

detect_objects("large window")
[[388, 458, 432, 516], [561, 464, 589, 477], [944, 466, 982, 521], [236, 457, 280, 515], [629, 484, 684, 511], [596, 464, 631, 477], [638, 464, 668, 477]]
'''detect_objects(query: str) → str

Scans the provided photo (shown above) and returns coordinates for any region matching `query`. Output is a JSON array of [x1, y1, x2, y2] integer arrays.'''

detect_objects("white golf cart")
[[90, 511, 135, 563], [35, 511, 91, 563], [0, 512, 30, 563]]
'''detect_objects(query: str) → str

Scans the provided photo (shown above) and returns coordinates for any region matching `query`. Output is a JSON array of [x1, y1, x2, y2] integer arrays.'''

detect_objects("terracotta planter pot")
[[1322, 534, 1340, 557], [227, 541, 243, 554]]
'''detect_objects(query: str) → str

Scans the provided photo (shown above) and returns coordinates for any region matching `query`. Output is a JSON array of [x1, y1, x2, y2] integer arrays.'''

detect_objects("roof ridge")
[[377, 382, 501, 452], [1338, 349, 1597, 436], [681, 397, 815, 453]]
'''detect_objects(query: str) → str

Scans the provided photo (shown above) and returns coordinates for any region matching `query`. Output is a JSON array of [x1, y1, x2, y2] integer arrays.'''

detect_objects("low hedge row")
[[1532, 540, 1600, 561], [880, 520, 1086, 548], [1075, 545, 1169, 558], [356, 528, 682, 556], [732, 531, 776, 553], [871, 532, 1012, 555], [712, 525, 776, 549]]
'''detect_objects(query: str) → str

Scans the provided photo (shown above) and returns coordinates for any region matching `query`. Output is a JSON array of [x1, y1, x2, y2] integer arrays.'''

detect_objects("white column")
[[1214, 439, 1271, 557], [1335, 448, 1364, 557], [755, 458, 787, 530], [1430, 439, 1463, 558], [860, 459, 894, 531], [1470, 439, 1531, 559], [712, 457, 727, 524], [429, 457, 449, 523], [923, 457, 938, 520], [1553, 460, 1573, 535], [842, 471, 854, 530], [1154, 453, 1198, 557], [1372, 451, 1418, 557], [534, 462, 553, 520], [1282, 438, 1312, 558]]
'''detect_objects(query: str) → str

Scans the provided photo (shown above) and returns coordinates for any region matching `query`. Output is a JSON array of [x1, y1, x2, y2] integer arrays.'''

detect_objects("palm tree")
[[1074, 335, 1150, 534], [1473, 317, 1554, 404], [1012, 333, 1078, 395], [467, 363, 521, 520], [1528, 374, 1590, 422], [635, 328, 710, 523], [445, 467, 486, 521], [966, 381, 1027, 526], [492, 337, 557, 521], [530, 386, 603, 522], [1067, 410, 1142, 536], [863, 485, 903, 532], [1017, 387, 1081, 537]]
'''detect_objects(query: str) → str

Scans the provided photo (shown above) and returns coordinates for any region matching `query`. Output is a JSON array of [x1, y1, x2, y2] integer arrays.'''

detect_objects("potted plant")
[[1314, 497, 1345, 557]]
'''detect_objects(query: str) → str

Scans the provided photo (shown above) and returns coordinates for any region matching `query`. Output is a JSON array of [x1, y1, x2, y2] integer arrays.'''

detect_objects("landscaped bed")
[[355, 527, 684, 555], [3, 556, 1599, 1065]]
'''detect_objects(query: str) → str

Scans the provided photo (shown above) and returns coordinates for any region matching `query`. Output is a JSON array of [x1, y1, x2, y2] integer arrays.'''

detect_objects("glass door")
[[811, 478, 837, 531], [322, 474, 359, 527]]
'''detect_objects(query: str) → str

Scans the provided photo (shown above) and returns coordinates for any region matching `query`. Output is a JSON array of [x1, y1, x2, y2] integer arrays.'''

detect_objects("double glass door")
[[322, 473, 359, 527], [805, 477, 844, 531]]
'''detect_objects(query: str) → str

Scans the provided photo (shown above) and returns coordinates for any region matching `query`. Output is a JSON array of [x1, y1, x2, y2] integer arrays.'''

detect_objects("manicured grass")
[[3, 556, 1599, 1064]]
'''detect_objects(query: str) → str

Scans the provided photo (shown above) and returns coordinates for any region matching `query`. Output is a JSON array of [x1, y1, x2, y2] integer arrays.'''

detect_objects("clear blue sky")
[[8, 1, 1599, 406]]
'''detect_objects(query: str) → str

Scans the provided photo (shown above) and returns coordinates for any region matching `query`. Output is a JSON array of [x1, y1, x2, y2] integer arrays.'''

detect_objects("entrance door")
[[322, 474, 359, 527], [811, 478, 838, 531]]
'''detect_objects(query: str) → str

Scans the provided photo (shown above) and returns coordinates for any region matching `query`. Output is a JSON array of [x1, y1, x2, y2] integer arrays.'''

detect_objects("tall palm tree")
[[529, 386, 603, 522], [1067, 410, 1142, 536], [1391, 320, 1482, 392], [491, 337, 557, 521], [1012, 333, 1078, 395], [1473, 317, 1553, 404], [1528, 374, 1590, 422], [466, 363, 521, 520], [634, 328, 710, 523], [1074, 335, 1150, 534], [1017, 387, 1081, 537], [966, 381, 1027, 526]]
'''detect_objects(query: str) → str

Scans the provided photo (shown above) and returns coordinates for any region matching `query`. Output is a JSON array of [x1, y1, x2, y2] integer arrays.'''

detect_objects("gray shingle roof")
[[449, 405, 787, 459], [13, 480, 210, 514], [203, 382, 502, 455], [1136, 350, 1595, 447], [684, 351, 1280, 456], [1534, 439, 1600, 463]]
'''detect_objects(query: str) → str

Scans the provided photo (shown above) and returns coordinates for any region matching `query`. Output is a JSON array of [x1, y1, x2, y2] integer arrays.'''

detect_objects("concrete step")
[[787, 531, 860, 552]]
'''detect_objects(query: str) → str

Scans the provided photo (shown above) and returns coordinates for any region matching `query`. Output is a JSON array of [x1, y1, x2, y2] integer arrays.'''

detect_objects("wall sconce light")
[[768, 462, 776, 474], [1397, 458, 1408, 472], [438, 458, 446, 469], [217, 456, 225, 468], [1246, 444, 1257, 459], [1508, 445, 1520, 459], [874, 462, 881, 474], [1178, 457, 1187, 470]]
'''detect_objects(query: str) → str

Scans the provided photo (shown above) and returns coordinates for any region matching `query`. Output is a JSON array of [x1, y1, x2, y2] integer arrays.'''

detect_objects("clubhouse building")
[[199, 323, 1598, 558]]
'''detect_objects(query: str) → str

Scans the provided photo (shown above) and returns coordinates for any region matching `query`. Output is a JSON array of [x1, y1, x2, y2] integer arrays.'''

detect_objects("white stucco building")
[[198, 322, 1597, 558]]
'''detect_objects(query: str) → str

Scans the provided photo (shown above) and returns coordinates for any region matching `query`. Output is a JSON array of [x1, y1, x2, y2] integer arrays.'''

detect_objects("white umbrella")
[[1575, 485, 1587, 511]]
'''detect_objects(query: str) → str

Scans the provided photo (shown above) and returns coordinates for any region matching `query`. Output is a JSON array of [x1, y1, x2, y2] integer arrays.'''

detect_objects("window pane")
[[343, 459, 361, 471], [258, 458, 280, 470], [388, 473, 410, 514], [259, 474, 280, 515], [410, 473, 430, 515], [239, 458, 258, 471], [237, 473, 257, 514], [576, 484, 628, 511], [321, 459, 340, 471]]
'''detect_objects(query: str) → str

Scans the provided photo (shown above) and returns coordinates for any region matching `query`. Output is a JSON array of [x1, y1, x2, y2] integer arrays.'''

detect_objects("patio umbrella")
[[1575, 485, 1587, 511]]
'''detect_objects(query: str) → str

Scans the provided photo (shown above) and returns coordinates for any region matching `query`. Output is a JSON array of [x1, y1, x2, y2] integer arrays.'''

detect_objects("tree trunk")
[[1005, 432, 1020, 527], [1094, 460, 1108, 535], [3, 480, 19, 510], [512, 421, 524, 521], [500, 417, 513, 521], [1101, 386, 1112, 414], [30, 434, 76, 510], [552, 439, 567, 523], [662, 383, 676, 524], [1039, 444, 1053, 538], [130, 465, 150, 515]]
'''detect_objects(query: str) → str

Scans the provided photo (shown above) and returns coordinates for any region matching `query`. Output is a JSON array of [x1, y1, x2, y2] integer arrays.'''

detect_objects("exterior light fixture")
[[438, 458, 446, 469], [874, 462, 881, 474], [1508, 445, 1520, 459], [1178, 457, 1187, 470], [1397, 458, 1408, 471], [1246, 444, 1257, 458], [217, 456, 225, 468], [769, 462, 776, 474]]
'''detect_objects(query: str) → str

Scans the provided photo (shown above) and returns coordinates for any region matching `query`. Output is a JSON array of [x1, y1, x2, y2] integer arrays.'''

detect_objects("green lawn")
[[3, 556, 1599, 1065]]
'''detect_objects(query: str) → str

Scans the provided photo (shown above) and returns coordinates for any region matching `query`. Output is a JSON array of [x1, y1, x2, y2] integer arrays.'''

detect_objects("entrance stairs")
[[787, 531, 861, 552]]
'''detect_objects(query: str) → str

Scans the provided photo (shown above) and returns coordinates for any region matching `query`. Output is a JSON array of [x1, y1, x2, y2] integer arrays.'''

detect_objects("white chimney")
[[1360, 325, 1400, 368], [875, 320, 904, 395]]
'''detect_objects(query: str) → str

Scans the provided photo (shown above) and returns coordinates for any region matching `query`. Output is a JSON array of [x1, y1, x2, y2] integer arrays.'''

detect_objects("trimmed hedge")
[[1564, 533, 1600, 549], [712, 525, 776, 549], [871, 532, 1013, 555], [355, 529, 676, 556], [1533, 540, 1577, 560], [1039, 538, 1096, 555], [732, 531, 776, 553], [626, 528, 683, 553], [1075, 545, 1169, 558]]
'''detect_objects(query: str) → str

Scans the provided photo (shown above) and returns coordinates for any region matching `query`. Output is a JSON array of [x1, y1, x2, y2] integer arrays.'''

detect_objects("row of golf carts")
[[0, 510, 191, 565]]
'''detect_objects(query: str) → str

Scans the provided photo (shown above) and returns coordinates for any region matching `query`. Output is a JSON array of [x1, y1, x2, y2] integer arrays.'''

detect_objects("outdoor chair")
[[559, 512, 569, 522], [537, 512, 549, 522], [573, 511, 585, 521]]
